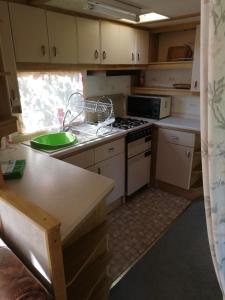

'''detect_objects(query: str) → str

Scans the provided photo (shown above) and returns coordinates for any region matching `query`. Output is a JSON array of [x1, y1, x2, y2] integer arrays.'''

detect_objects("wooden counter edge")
[[0, 185, 60, 231], [0, 185, 67, 300]]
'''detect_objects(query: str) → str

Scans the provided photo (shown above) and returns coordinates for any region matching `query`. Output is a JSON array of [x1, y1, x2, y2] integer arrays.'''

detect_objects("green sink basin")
[[31, 132, 78, 150]]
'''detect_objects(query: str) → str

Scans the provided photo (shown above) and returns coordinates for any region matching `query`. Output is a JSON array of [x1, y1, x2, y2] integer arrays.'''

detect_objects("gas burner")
[[112, 117, 148, 130]]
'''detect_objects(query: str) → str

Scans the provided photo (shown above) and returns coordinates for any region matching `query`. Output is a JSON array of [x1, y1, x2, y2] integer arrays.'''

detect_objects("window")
[[17, 71, 83, 134]]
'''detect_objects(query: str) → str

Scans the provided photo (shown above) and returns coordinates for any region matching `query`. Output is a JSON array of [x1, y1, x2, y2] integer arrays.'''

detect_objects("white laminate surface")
[[0, 145, 114, 240], [155, 117, 200, 132], [126, 115, 200, 132], [51, 130, 126, 158]]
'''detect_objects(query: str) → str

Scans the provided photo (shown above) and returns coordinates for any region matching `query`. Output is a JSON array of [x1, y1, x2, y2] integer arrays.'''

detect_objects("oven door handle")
[[145, 150, 151, 157]]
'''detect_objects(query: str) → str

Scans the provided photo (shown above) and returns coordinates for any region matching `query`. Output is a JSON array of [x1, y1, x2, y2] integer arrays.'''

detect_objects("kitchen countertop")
[[0, 144, 114, 241], [0, 116, 200, 239], [155, 117, 200, 132], [51, 129, 127, 158], [23, 116, 200, 159], [126, 116, 200, 132]]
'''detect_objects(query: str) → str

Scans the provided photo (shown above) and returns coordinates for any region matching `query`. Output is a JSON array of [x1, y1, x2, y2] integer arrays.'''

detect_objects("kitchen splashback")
[[145, 70, 200, 120], [87, 94, 126, 118], [84, 75, 130, 98]]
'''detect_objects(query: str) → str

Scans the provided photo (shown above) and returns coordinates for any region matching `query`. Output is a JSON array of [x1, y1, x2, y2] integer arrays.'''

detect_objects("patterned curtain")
[[201, 0, 225, 297]]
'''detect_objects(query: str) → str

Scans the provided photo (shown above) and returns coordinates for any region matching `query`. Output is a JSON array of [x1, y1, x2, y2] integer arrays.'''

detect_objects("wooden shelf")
[[131, 86, 200, 96], [148, 61, 193, 70], [17, 62, 148, 72], [0, 117, 17, 137]]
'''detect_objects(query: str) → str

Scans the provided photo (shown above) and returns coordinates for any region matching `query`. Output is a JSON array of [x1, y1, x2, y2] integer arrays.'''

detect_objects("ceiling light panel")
[[86, 0, 139, 21], [139, 12, 169, 23]]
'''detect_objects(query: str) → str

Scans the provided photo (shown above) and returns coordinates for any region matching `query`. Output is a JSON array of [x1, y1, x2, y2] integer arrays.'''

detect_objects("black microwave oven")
[[127, 95, 171, 119]]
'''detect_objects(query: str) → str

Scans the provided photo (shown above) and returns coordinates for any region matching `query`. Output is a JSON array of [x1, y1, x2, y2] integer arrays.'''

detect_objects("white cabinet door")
[[46, 11, 77, 64], [96, 153, 125, 206], [0, 1, 21, 113], [77, 17, 100, 64], [156, 141, 193, 189], [191, 25, 200, 92], [9, 3, 49, 63], [101, 21, 120, 64], [118, 25, 135, 64], [127, 151, 151, 196], [135, 29, 149, 64], [62, 149, 95, 169]]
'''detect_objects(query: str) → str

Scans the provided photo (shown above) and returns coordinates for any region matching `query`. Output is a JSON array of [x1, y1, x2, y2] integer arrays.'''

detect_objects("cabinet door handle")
[[102, 51, 107, 60], [171, 135, 179, 141], [145, 150, 151, 157], [137, 53, 140, 61], [186, 151, 191, 158], [98, 167, 101, 174], [132, 52, 135, 61], [194, 80, 198, 88], [108, 147, 115, 152], [53, 46, 57, 57], [41, 45, 46, 56], [94, 49, 99, 59]]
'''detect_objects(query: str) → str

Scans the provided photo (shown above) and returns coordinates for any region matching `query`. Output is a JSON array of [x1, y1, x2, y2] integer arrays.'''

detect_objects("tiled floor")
[[108, 187, 191, 282]]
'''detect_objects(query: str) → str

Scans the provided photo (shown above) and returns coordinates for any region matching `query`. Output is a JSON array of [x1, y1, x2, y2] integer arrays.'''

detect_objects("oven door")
[[127, 150, 151, 196]]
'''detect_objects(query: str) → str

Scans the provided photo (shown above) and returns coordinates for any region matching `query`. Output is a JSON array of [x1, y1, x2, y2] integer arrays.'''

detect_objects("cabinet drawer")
[[158, 128, 195, 147], [63, 149, 94, 169], [95, 138, 124, 163]]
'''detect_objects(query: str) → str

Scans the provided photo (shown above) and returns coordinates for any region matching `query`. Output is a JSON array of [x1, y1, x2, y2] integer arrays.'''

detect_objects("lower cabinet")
[[88, 153, 125, 206], [156, 128, 202, 190], [156, 141, 193, 189], [63, 200, 110, 300], [61, 138, 125, 207]]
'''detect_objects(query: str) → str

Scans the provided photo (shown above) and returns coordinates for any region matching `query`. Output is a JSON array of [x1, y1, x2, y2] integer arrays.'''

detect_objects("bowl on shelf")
[[30, 132, 78, 150]]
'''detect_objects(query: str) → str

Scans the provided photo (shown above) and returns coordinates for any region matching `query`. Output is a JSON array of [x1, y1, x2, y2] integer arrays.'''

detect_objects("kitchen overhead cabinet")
[[8, 3, 149, 65], [135, 29, 149, 64], [118, 27, 149, 64], [46, 11, 77, 64], [76, 18, 149, 65], [9, 3, 49, 63], [119, 25, 135, 64], [9, 3, 78, 64], [0, 1, 21, 115], [77, 17, 101, 64], [100, 21, 120, 64], [0, 1, 20, 136], [191, 25, 200, 92]]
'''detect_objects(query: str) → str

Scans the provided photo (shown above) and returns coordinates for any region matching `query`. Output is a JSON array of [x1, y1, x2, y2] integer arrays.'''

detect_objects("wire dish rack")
[[62, 92, 115, 135]]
